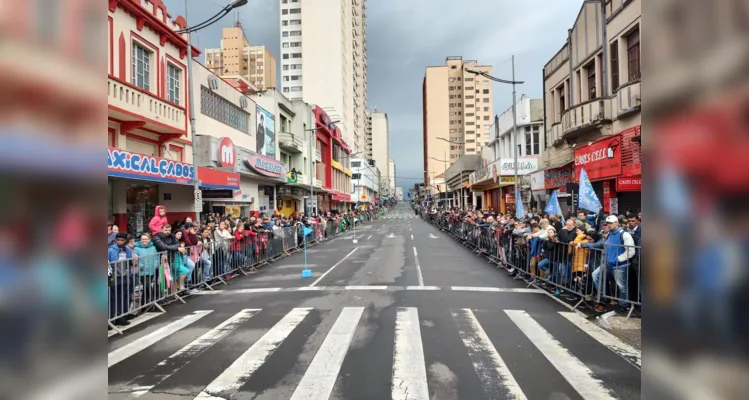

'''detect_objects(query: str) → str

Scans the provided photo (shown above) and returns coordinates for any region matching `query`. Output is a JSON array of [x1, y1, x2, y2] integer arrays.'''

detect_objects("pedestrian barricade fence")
[[423, 211, 641, 319], [108, 214, 382, 334]]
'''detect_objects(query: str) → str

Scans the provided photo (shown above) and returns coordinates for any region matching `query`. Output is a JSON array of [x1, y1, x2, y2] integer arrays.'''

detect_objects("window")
[[291, 42, 301, 47], [131, 43, 151, 90], [483, 107, 489, 111], [466, 121, 475, 125], [451, 65, 457, 69], [449, 86, 455, 90], [466, 113, 474, 117], [200, 86, 250, 133], [610, 40, 619, 90], [525, 127, 532, 155], [586, 61, 597, 100], [291, 64, 302, 69], [290, 31, 302, 36], [282, 31, 289, 37], [627, 27, 640, 81], [466, 148, 475, 152], [282, 9, 288, 15], [466, 139, 475, 143], [283, 76, 289, 82], [466, 104, 474, 108], [283, 87, 289, 93], [282, 20, 288, 26], [465, 86, 474, 90], [283, 54, 289, 59], [482, 89, 489, 94], [166, 64, 180, 104], [449, 95, 455, 99], [458, 94, 462, 99], [483, 124, 490, 129], [482, 98, 489, 103], [291, 86, 302, 92], [465, 77, 473, 81], [483, 116, 490, 120], [465, 95, 474, 99], [292, 53, 302, 58], [533, 126, 540, 154], [449, 77, 456, 82], [351, 161, 361, 167], [283, 43, 289, 48], [290, 19, 301, 25], [290, 8, 301, 14], [282, 65, 289, 71]]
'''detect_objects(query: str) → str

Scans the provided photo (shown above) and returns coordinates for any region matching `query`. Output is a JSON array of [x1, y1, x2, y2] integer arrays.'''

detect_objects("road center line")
[[412, 247, 424, 286], [367, 235, 372, 240], [410, 234, 414, 240], [309, 247, 359, 287]]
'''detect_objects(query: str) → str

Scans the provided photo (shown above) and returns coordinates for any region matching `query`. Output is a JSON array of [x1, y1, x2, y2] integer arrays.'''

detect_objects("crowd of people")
[[415, 203, 641, 316], [107, 203, 390, 327]]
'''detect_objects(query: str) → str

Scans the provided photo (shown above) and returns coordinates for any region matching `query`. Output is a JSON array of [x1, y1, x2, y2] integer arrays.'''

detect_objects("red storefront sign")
[[574, 134, 622, 181], [544, 162, 574, 189], [616, 176, 641, 191]]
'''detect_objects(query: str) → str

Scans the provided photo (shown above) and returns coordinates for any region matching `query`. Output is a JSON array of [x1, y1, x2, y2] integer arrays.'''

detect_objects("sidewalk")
[[597, 311, 641, 349]]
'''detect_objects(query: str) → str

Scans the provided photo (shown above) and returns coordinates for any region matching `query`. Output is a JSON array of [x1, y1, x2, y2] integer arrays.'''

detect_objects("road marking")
[[196, 308, 312, 399], [559, 312, 641, 369], [367, 235, 372, 240], [412, 247, 425, 286], [126, 309, 261, 397], [392, 307, 429, 400], [108, 312, 163, 338], [410, 234, 414, 240], [453, 309, 527, 399], [290, 307, 364, 400], [409, 227, 412, 231], [193, 286, 547, 294], [108, 310, 213, 368], [309, 247, 359, 287], [505, 310, 617, 400]]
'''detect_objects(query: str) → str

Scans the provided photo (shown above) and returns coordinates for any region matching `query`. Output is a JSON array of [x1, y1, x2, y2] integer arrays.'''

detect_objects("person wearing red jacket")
[[148, 205, 168, 236]]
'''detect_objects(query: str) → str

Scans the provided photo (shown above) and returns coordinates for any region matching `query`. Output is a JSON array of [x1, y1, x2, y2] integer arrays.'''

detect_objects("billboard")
[[255, 105, 276, 158]]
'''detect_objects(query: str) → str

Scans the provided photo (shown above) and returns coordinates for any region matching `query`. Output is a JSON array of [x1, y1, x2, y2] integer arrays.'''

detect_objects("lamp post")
[[178, 0, 247, 224], [466, 57, 524, 216], [303, 120, 339, 216], [436, 137, 467, 209]]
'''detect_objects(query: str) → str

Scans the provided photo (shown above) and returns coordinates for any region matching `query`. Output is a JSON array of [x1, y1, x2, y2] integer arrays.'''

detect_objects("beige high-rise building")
[[204, 24, 277, 90], [423, 57, 493, 188]]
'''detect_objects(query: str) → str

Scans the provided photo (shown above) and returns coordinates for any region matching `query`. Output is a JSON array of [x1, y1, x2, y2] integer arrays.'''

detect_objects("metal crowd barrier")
[[424, 215, 642, 318], [109, 214, 386, 334]]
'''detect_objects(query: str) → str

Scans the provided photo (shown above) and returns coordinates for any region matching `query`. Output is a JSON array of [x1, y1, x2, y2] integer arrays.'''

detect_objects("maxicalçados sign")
[[108, 147, 194, 184]]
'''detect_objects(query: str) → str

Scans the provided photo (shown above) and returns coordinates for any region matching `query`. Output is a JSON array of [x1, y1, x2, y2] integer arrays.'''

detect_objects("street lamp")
[[436, 137, 468, 209], [303, 120, 340, 216], [178, 0, 247, 224], [466, 56, 524, 216]]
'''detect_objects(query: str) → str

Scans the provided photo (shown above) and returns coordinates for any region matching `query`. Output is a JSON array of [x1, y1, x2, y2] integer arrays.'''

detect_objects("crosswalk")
[[383, 213, 419, 219], [109, 307, 640, 399]]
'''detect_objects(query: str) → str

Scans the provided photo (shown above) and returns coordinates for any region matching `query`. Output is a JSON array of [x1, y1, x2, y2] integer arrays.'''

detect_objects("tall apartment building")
[[204, 24, 277, 90], [279, 0, 367, 154], [366, 110, 389, 177], [423, 57, 493, 188], [387, 158, 396, 198]]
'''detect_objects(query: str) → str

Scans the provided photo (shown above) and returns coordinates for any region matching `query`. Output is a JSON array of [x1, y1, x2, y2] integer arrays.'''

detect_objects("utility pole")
[[185, 1, 201, 224], [511, 55, 519, 215]]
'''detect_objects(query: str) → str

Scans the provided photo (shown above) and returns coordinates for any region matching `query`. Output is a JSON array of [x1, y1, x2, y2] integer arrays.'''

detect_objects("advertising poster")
[[225, 206, 242, 219], [255, 105, 276, 158]]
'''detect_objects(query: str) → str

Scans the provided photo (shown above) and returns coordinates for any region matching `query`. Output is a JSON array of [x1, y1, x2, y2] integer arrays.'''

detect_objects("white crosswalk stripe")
[[383, 214, 419, 219], [108, 308, 638, 399]]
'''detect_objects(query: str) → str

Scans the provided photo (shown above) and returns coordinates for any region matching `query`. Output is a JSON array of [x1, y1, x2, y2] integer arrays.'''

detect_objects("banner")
[[544, 190, 563, 216], [256, 105, 276, 158], [515, 193, 525, 219], [578, 167, 603, 212]]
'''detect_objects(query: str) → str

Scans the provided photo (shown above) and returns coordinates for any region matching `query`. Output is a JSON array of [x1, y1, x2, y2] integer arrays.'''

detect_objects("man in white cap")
[[578, 214, 636, 312]]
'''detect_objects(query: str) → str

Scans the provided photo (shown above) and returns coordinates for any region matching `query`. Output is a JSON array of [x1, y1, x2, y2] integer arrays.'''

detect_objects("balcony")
[[278, 131, 304, 153], [560, 97, 613, 140], [314, 178, 323, 188], [615, 80, 641, 117], [108, 77, 186, 138], [315, 149, 322, 162]]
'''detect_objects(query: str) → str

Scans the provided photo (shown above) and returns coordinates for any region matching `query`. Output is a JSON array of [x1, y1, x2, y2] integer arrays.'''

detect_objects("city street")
[[108, 204, 641, 400]]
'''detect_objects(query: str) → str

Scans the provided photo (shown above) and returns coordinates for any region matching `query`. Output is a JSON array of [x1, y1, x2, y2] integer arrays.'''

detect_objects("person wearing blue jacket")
[[578, 215, 636, 312], [108, 232, 135, 326], [134, 233, 160, 309]]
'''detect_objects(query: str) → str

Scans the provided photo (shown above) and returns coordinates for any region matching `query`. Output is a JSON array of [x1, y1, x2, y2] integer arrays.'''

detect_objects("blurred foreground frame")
[[0, 0, 107, 399], [645, 0, 749, 399]]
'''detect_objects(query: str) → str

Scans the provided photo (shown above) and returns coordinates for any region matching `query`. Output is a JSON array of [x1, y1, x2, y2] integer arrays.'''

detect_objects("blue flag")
[[578, 167, 602, 212], [303, 226, 313, 236], [544, 189, 563, 216], [515, 190, 526, 219]]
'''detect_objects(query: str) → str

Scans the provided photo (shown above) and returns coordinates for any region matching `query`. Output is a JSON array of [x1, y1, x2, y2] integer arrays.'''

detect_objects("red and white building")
[[312, 106, 354, 212], [108, 0, 239, 233]]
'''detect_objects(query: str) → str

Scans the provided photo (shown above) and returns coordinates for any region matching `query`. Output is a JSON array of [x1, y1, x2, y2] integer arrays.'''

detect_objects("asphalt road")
[[108, 203, 641, 400]]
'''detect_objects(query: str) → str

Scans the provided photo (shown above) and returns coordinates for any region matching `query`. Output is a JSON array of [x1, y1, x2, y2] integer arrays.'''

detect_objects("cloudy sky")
[[164, 0, 583, 193]]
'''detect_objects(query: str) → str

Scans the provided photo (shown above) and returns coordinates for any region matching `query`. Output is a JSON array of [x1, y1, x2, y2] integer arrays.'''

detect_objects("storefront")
[[108, 147, 239, 233], [193, 135, 287, 218], [529, 170, 547, 212], [573, 126, 641, 214], [544, 162, 575, 216]]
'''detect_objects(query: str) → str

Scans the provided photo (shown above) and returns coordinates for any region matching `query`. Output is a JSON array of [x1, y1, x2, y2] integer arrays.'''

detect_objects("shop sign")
[[198, 167, 240, 189], [218, 137, 236, 168], [574, 135, 622, 181], [530, 171, 545, 191], [245, 153, 287, 178], [616, 176, 641, 191], [108, 147, 193, 184], [544, 163, 574, 189], [505, 193, 515, 204], [500, 156, 539, 175]]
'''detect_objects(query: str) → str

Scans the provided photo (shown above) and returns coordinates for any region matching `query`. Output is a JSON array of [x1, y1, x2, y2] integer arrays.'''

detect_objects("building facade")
[[351, 158, 379, 205], [311, 106, 354, 212], [279, 0, 367, 155], [543, 0, 642, 215], [108, 0, 242, 232], [387, 158, 396, 198], [204, 24, 277, 90], [368, 110, 389, 183], [423, 56, 493, 193]]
